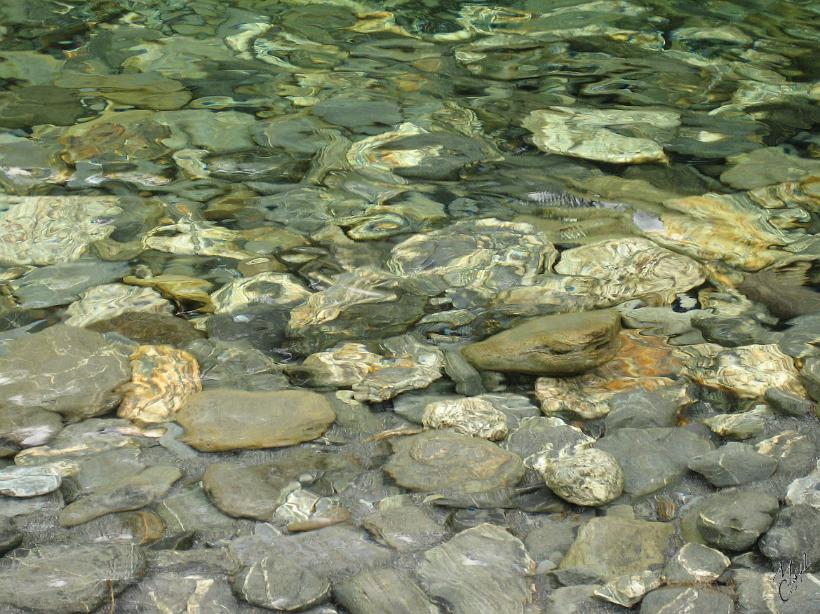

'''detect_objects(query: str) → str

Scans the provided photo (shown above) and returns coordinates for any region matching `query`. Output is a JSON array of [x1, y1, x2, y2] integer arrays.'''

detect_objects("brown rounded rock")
[[461, 309, 621, 375], [175, 389, 335, 452]]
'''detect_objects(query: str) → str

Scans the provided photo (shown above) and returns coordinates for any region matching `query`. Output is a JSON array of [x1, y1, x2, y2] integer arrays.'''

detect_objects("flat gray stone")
[[785, 460, 820, 508], [157, 486, 236, 542], [10, 259, 129, 308], [640, 586, 733, 614], [0, 324, 131, 419], [765, 387, 816, 417], [604, 386, 684, 430], [118, 572, 240, 614], [59, 464, 182, 527], [0, 406, 62, 456], [0, 516, 21, 554], [800, 356, 820, 402], [506, 417, 592, 464], [524, 520, 577, 569], [334, 568, 440, 614], [363, 503, 447, 551], [731, 569, 779, 614], [417, 524, 535, 614], [233, 555, 330, 611], [594, 570, 663, 607], [176, 389, 336, 451], [0, 543, 145, 613], [597, 427, 714, 496], [696, 491, 779, 551], [229, 525, 393, 582], [203, 462, 296, 521], [779, 572, 820, 614], [688, 442, 778, 487], [0, 464, 61, 497], [759, 504, 820, 567], [545, 584, 616, 614], [664, 543, 730, 584]]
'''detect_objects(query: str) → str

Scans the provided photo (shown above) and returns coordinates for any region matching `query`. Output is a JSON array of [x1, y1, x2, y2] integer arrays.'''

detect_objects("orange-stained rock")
[[118, 345, 201, 425], [536, 330, 689, 419]]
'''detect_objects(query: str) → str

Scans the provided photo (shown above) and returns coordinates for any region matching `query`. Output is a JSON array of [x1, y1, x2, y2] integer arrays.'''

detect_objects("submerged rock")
[[335, 568, 440, 614], [759, 504, 820, 566], [210, 271, 311, 314], [300, 337, 444, 402], [559, 507, 674, 581], [553, 237, 705, 305], [522, 107, 678, 164], [597, 427, 714, 497], [663, 543, 730, 584], [362, 499, 447, 551], [118, 345, 201, 425], [287, 270, 428, 353], [0, 195, 121, 266], [739, 267, 820, 320], [0, 406, 62, 456], [87, 312, 205, 346], [384, 430, 524, 496], [682, 343, 805, 399], [640, 587, 733, 614], [688, 442, 777, 487], [720, 146, 820, 190], [536, 330, 687, 419], [422, 397, 509, 440], [9, 259, 129, 309], [203, 462, 296, 521], [229, 524, 392, 582], [64, 283, 174, 328], [646, 178, 818, 271], [462, 309, 621, 376], [785, 460, 820, 509], [703, 408, 768, 440], [417, 524, 535, 614], [533, 447, 624, 507], [0, 544, 145, 612], [507, 416, 593, 463], [232, 556, 330, 611], [0, 325, 131, 420], [175, 389, 336, 451], [118, 572, 240, 614], [594, 570, 663, 608], [0, 464, 62, 497], [59, 464, 182, 527], [695, 491, 779, 551], [387, 218, 557, 297]]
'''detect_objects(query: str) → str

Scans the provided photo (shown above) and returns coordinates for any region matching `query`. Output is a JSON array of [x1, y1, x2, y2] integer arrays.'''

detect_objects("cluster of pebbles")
[[1, 0, 819, 612]]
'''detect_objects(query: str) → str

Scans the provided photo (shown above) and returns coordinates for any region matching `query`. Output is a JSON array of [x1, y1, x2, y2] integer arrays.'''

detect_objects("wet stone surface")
[[0, 0, 818, 611]]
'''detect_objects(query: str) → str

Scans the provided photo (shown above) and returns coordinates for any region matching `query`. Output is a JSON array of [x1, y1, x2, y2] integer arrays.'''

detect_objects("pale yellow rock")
[[522, 107, 678, 164], [681, 344, 806, 399], [645, 178, 818, 271], [210, 272, 311, 314], [0, 196, 121, 266], [422, 398, 508, 441], [553, 237, 705, 304], [65, 284, 173, 328]]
